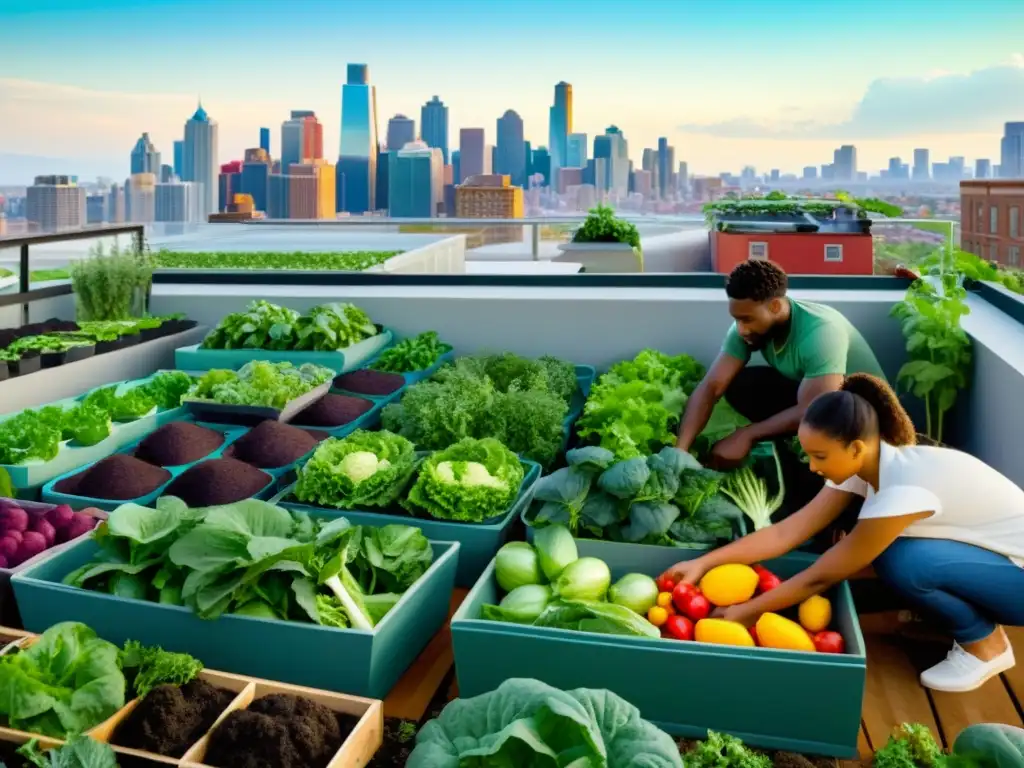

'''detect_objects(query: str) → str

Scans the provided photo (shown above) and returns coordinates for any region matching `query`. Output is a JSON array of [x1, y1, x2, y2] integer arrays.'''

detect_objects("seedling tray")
[[12, 536, 460, 699], [0, 502, 107, 630], [451, 543, 866, 758], [182, 381, 331, 426], [40, 426, 271, 512], [6, 354, 41, 377], [277, 459, 540, 587], [174, 327, 394, 373], [0, 634, 383, 767]]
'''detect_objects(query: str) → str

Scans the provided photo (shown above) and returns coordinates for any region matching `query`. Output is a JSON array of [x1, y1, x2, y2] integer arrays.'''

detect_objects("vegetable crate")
[[174, 328, 394, 373], [39, 425, 278, 513], [0, 633, 383, 768], [451, 543, 866, 758], [11, 537, 460, 700], [277, 460, 542, 587], [0, 502, 107, 628]]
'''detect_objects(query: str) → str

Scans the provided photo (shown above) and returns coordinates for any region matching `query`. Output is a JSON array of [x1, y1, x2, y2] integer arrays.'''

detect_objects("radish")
[[0, 536, 18, 561], [14, 531, 47, 564], [45, 504, 75, 530], [32, 519, 56, 547], [0, 506, 29, 533], [64, 513, 97, 542]]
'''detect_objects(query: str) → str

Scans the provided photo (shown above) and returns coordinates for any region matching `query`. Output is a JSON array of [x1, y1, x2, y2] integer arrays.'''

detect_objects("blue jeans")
[[873, 537, 1024, 644]]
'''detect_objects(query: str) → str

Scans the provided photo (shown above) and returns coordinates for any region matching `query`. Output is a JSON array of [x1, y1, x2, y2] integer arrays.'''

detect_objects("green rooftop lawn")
[[150, 250, 403, 271]]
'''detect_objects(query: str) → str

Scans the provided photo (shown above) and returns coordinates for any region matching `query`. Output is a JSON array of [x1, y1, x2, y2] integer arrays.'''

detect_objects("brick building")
[[960, 180, 1024, 267]]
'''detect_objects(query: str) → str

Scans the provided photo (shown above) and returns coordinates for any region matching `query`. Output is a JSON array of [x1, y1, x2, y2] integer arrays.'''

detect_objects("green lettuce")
[[190, 361, 333, 409], [408, 678, 682, 768], [293, 429, 419, 509], [14, 735, 119, 768], [403, 437, 525, 522], [0, 622, 125, 737], [370, 331, 452, 373], [139, 370, 196, 410], [200, 300, 300, 350], [293, 302, 378, 351], [0, 410, 62, 465]]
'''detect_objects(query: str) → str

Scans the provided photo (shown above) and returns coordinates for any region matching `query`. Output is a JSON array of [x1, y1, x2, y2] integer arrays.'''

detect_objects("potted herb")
[[71, 240, 154, 323], [6, 334, 96, 369], [556, 205, 643, 272]]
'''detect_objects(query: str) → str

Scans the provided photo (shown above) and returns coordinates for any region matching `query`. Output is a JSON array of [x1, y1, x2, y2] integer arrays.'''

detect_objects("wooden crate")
[[0, 626, 384, 767]]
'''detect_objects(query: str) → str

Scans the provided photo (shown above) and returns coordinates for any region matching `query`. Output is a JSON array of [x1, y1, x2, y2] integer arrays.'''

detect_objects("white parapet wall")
[[367, 234, 466, 274]]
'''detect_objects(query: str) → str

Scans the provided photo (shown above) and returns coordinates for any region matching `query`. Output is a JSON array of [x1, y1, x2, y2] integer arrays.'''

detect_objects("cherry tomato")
[[647, 605, 670, 627], [657, 575, 676, 593], [678, 592, 711, 622], [813, 631, 845, 654], [665, 614, 694, 641], [656, 592, 674, 609], [671, 582, 698, 612]]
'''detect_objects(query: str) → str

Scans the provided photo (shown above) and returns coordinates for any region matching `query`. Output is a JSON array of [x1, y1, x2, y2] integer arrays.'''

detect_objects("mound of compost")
[[333, 369, 404, 396], [163, 458, 270, 507], [114, 678, 234, 758], [55, 454, 171, 500], [204, 693, 358, 768], [134, 422, 225, 467], [293, 394, 373, 428], [226, 421, 323, 468]]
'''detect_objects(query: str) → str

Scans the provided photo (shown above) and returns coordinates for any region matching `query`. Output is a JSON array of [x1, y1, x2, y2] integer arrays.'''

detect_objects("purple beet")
[[0, 506, 29, 533], [14, 531, 47, 564], [64, 513, 96, 542], [0, 536, 18, 561], [45, 504, 75, 530], [32, 519, 56, 546], [4, 529, 22, 545]]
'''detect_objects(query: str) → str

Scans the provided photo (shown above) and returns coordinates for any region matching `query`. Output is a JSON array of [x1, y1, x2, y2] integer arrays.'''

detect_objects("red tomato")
[[751, 564, 768, 575], [678, 591, 711, 621], [749, 626, 759, 646], [757, 571, 782, 594], [671, 582, 698, 612], [665, 615, 694, 641], [657, 575, 676, 593], [813, 631, 846, 654]]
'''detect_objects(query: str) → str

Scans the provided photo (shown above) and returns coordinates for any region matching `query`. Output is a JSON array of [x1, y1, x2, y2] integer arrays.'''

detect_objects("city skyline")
[[2, 0, 1023, 183]]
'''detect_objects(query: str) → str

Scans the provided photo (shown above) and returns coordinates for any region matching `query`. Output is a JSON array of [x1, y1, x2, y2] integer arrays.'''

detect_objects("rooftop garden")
[[704, 191, 904, 228], [151, 249, 403, 271]]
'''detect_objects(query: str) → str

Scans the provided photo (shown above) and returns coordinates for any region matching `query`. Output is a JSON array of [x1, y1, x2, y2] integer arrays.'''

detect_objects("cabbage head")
[[403, 437, 525, 522], [292, 429, 418, 509]]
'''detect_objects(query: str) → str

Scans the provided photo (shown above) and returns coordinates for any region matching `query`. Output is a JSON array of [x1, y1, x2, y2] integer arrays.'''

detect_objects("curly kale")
[[682, 731, 771, 768]]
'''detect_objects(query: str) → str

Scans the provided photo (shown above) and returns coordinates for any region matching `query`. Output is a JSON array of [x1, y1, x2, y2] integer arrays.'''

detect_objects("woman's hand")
[[712, 603, 760, 628], [659, 557, 709, 588]]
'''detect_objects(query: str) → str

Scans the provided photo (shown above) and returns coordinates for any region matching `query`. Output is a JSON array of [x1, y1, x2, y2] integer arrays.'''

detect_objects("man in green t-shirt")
[[676, 259, 886, 469]]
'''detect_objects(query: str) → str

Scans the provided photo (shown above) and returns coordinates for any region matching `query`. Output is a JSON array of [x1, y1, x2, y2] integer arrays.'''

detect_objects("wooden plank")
[[1000, 627, 1024, 711], [929, 679, 1022, 744], [861, 634, 941, 749], [383, 588, 468, 721], [859, 723, 873, 759]]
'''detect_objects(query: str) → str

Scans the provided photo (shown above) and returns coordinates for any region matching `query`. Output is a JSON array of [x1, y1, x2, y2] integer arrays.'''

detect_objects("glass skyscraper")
[[337, 63, 378, 214], [547, 82, 572, 184], [181, 103, 218, 215], [386, 115, 415, 152], [421, 96, 449, 164], [131, 133, 161, 175], [389, 142, 441, 218], [495, 110, 526, 187]]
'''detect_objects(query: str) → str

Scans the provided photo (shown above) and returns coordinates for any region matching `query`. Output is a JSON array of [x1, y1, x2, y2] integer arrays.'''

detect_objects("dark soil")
[[113, 678, 234, 758], [55, 454, 171, 500], [134, 422, 225, 467], [293, 394, 373, 428], [204, 693, 358, 768], [162, 458, 271, 507], [333, 369, 404, 397], [226, 421, 325, 468]]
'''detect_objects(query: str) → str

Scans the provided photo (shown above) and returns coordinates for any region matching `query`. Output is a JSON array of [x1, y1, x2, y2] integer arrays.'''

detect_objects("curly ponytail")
[[803, 373, 917, 446]]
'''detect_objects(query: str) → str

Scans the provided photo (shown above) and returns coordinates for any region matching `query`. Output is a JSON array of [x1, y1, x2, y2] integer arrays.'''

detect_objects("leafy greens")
[[188, 361, 333, 409], [370, 331, 452, 374], [199, 300, 379, 352]]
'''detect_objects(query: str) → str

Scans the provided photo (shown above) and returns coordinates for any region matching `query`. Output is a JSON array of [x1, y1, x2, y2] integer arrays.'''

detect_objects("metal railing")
[[0, 224, 144, 323]]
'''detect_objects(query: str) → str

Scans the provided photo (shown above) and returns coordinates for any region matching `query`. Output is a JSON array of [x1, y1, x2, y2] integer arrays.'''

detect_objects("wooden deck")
[[852, 617, 1024, 762]]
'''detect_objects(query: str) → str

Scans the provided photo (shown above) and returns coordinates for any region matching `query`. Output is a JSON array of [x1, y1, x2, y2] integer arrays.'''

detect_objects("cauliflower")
[[339, 451, 392, 483]]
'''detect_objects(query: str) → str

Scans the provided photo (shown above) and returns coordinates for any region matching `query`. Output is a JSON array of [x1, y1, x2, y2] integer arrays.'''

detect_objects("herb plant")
[[370, 331, 452, 373], [572, 204, 643, 262], [119, 640, 203, 698], [891, 277, 972, 444], [71, 240, 153, 322]]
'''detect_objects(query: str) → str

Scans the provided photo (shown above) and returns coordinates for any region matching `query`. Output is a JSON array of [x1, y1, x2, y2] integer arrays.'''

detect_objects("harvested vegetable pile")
[[0, 371, 196, 465], [65, 497, 434, 629], [189, 362, 333, 409], [0, 501, 97, 568], [403, 437, 525, 522], [55, 454, 171, 500], [204, 693, 357, 768], [370, 330, 451, 373], [524, 445, 747, 547], [0, 622, 125, 737], [114, 678, 233, 757], [293, 393, 373, 427], [227, 420, 323, 468], [576, 349, 705, 460], [200, 300, 378, 352], [334, 369, 404, 396], [134, 422, 225, 467], [162, 458, 271, 507], [382, 353, 577, 467], [293, 430, 419, 510]]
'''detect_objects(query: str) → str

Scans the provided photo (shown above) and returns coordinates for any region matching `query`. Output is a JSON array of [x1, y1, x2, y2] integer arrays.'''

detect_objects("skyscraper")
[[421, 96, 449, 163], [389, 141, 442, 218], [1000, 123, 1024, 178], [976, 158, 992, 179], [155, 181, 197, 222], [241, 148, 270, 214], [386, 114, 416, 151], [833, 145, 857, 182], [912, 148, 930, 181], [548, 82, 572, 186], [495, 110, 526, 187], [337, 63, 379, 213], [181, 103, 219, 215], [26, 176, 86, 232], [130, 133, 161, 175], [259, 127, 271, 155], [173, 140, 184, 178], [566, 133, 587, 169], [657, 137, 675, 200], [459, 128, 489, 182], [282, 111, 323, 170]]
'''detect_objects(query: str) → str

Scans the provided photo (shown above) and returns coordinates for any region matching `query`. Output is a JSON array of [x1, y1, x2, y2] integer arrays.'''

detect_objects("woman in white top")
[[662, 373, 1024, 693]]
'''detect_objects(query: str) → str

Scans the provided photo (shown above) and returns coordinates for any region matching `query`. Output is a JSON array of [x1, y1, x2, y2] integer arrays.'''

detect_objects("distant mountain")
[[0, 153, 124, 186]]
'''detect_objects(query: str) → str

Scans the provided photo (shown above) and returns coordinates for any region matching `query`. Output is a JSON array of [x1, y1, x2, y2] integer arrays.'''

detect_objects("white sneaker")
[[919, 642, 1016, 692]]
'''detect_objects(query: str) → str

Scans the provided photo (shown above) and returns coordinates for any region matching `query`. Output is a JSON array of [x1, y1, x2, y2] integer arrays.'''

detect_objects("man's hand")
[[711, 602, 760, 628], [709, 427, 754, 469], [659, 558, 709, 588]]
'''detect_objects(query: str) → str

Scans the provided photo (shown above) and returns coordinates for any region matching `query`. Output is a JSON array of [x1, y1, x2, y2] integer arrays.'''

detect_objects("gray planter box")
[[554, 242, 642, 273]]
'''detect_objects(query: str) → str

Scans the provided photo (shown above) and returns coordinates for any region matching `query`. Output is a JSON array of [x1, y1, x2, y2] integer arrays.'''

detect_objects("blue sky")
[[1, 0, 1023, 182]]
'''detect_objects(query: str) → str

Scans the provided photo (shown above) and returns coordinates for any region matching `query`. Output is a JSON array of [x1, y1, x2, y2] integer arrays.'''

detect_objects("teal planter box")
[[568, 364, 596, 422], [40, 425, 273, 512], [12, 536, 460, 699], [277, 460, 541, 587], [174, 328, 394, 373], [360, 348, 455, 386], [451, 543, 866, 758]]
